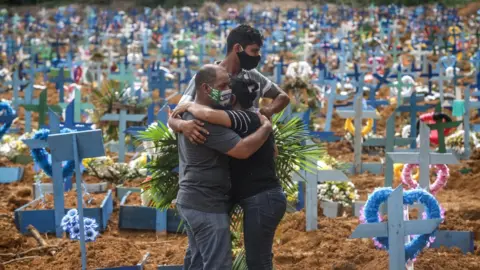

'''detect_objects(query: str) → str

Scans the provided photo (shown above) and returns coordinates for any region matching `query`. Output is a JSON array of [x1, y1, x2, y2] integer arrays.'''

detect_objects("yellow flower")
[[82, 158, 93, 168]]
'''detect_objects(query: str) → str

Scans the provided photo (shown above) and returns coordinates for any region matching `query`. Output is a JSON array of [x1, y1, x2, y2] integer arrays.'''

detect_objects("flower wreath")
[[359, 188, 443, 262], [31, 128, 75, 178], [402, 164, 449, 195], [0, 101, 15, 141]]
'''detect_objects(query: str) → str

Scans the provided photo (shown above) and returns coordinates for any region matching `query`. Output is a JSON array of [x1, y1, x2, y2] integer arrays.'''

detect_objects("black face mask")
[[237, 51, 261, 70]]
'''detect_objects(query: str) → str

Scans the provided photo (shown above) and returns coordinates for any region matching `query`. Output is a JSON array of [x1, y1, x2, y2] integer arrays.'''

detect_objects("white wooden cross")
[[350, 185, 442, 270], [337, 91, 381, 174], [387, 122, 459, 216], [301, 141, 349, 232]]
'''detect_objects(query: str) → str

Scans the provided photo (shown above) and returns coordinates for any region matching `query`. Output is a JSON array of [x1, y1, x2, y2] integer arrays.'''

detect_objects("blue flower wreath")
[[0, 101, 16, 141], [31, 128, 75, 178], [362, 187, 442, 262]]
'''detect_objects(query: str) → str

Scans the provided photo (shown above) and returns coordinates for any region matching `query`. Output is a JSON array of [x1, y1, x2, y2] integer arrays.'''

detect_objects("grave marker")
[[350, 186, 442, 270], [100, 109, 146, 162], [21, 89, 62, 128]]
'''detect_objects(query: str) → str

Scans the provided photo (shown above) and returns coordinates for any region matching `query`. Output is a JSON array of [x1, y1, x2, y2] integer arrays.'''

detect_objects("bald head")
[[194, 64, 231, 105]]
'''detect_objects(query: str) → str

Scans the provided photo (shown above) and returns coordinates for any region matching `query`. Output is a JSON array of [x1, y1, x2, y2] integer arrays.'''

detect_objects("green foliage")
[[137, 122, 179, 210]]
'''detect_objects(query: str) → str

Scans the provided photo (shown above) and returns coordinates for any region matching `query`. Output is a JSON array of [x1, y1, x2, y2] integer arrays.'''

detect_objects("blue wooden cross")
[[418, 61, 438, 95], [109, 62, 135, 91], [337, 88, 382, 174], [5, 68, 28, 110], [22, 110, 67, 238], [350, 185, 442, 270], [101, 109, 146, 162], [397, 92, 431, 149], [49, 66, 73, 103], [59, 86, 94, 122], [431, 64, 449, 105], [48, 129, 105, 270], [347, 64, 362, 92], [310, 79, 345, 142], [60, 101, 93, 131]]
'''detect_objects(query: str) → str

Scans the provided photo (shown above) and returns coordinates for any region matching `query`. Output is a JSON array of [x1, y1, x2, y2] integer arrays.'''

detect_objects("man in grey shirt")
[[176, 64, 272, 270], [169, 24, 290, 144]]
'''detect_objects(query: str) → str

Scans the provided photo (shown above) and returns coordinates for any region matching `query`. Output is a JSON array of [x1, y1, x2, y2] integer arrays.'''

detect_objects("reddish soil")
[[125, 192, 142, 206]]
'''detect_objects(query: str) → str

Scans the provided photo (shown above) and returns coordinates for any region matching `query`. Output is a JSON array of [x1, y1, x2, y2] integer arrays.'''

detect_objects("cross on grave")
[[336, 91, 381, 174], [389, 66, 415, 107], [432, 64, 449, 105], [49, 66, 73, 103], [301, 158, 349, 231], [4, 68, 28, 110], [428, 103, 462, 154], [59, 86, 94, 122], [410, 46, 431, 74], [363, 108, 415, 187], [323, 79, 349, 132], [22, 110, 66, 238], [100, 109, 146, 162], [60, 100, 93, 131], [420, 63, 439, 95], [396, 92, 432, 149], [350, 185, 443, 270], [109, 63, 135, 91], [388, 36, 401, 64], [347, 64, 362, 89], [21, 89, 62, 128], [47, 129, 105, 270], [387, 122, 459, 218], [463, 86, 480, 158]]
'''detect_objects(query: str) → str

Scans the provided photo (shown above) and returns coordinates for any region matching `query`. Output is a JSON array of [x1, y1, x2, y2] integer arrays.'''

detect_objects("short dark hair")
[[230, 77, 258, 109], [195, 65, 217, 92], [226, 24, 264, 54]]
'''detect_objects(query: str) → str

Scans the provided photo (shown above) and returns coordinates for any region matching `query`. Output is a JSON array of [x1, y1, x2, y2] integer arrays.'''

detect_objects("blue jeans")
[[239, 187, 287, 270], [177, 205, 232, 270]]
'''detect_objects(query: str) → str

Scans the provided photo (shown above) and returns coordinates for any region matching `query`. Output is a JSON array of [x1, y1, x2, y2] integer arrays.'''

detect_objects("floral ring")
[[31, 128, 76, 178], [401, 164, 449, 195], [360, 188, 442, 262], [0, 101, 15, 141]]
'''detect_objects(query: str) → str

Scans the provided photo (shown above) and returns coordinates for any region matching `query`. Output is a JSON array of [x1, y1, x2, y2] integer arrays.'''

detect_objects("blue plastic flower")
[[85, 228, 99, 242], [69, 224, 81, 240], [83, 217, 98, 230]]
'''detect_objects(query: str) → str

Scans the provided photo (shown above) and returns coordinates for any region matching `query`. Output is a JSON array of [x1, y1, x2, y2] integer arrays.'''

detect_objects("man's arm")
[[171, 102, 232, 128], [250, 69, 290, 118], [204, 114, 272, 160], [168, 75, 209, 144], [261, 83, 290, 118]]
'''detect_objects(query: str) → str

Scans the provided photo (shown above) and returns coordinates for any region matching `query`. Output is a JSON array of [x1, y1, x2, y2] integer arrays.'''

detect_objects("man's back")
[[177, 112, 241, 213]]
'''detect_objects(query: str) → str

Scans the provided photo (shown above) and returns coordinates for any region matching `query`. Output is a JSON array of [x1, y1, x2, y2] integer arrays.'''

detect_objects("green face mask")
[[208, 85, 232, 106]]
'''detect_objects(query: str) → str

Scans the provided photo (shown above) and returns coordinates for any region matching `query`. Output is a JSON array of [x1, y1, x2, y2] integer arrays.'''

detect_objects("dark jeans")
[[239, 187, 287, 270], [177, 205, 232, 270]]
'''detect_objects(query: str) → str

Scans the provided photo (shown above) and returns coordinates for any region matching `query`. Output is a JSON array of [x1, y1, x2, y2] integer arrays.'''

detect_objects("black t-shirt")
[[225, 110, 280, 201]]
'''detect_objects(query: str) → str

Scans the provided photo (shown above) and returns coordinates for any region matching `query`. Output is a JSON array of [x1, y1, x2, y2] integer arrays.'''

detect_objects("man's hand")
[[257, 112, 272, 131], [259, 107, 274, 119], [181, 119, 209, 144], [171, 102, 193, 119]]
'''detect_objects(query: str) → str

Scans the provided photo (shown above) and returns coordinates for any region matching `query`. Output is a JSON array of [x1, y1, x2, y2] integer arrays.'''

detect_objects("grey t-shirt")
[[178, 67, 281, 108], [176, 112, 241, 213]]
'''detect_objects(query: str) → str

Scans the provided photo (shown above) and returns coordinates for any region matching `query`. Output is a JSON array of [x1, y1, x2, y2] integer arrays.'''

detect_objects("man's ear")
[[234, 43, 243, 53], [230, 94, 237, 106]]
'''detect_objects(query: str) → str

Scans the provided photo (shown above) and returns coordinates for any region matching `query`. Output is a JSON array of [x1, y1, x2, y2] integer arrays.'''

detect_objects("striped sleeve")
[[225, 110, 251, 134]]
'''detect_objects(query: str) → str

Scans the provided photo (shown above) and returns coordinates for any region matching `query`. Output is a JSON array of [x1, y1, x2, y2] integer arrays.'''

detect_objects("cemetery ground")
[[1, 82, 480, 270]]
